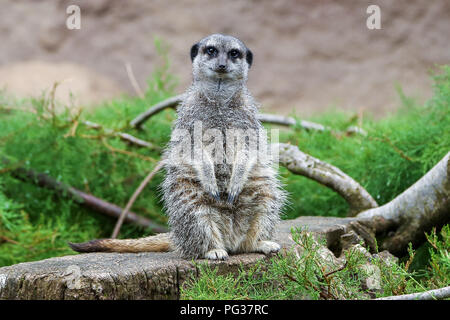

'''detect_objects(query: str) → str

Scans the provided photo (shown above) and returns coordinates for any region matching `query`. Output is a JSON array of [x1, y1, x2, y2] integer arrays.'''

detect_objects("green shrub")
[[180, 226, 450, 300], [0, 61, 448, 270]]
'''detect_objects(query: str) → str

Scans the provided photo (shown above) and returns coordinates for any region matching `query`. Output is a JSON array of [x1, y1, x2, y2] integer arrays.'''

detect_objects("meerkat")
[[69, 34, 286, 260]]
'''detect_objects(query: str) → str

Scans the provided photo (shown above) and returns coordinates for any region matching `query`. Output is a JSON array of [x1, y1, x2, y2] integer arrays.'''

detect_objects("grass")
[[0, 54, 448, 298], [180, 226, 450, 300]]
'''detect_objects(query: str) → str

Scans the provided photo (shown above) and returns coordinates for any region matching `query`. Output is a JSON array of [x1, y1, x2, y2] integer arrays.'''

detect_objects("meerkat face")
[[190, 34, 253, 83]]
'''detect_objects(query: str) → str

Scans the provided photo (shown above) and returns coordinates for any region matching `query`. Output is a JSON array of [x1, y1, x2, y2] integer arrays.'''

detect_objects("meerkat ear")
[[190, 43, 199, 62], [246, 49, 253, 68]]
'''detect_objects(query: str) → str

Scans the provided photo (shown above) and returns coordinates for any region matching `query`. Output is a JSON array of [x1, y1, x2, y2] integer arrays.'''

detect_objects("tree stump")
[[0, 216, 362, 300]]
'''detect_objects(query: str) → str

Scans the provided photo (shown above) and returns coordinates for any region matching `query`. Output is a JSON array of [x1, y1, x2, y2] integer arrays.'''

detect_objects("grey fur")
[[162, 34, 287, 260]]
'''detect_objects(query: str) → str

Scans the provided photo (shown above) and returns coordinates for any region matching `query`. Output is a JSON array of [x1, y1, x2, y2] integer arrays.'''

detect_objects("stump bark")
[[0, 216, 362, 300]]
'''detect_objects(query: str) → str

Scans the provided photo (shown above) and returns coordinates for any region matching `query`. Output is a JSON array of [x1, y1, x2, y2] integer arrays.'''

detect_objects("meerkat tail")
[[68, 232, 173, 253]]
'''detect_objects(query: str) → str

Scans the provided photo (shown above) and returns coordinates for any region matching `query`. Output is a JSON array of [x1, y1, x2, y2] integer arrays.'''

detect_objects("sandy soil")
[[0, 0, 449, 116]]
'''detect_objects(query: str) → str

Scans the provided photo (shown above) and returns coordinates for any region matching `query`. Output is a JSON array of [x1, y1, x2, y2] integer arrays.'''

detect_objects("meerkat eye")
[[205, 46, 218, 57], [229, 49, 242, 59]]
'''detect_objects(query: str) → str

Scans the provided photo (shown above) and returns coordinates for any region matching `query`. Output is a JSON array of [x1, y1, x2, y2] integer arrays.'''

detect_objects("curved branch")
[[130, 94, 183, 128], [257, 113, 328, 131], [357, 151, 450, 254], [276, 143, 378, 215], [128, 95, 346, 133]]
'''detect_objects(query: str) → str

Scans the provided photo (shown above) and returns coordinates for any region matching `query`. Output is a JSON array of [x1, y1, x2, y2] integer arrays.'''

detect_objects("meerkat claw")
[[227, 192, 237, 205], [227, 192, 239, 204], [205, 249, 229, 260], [209, 191, 221, 202], [257, 241, 281, 255]]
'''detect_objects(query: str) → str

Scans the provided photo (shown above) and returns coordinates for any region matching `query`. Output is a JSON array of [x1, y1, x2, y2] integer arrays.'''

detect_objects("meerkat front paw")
[[256, 241, 281, 255], [207, 189, 221, 201], [226, 186, 241, 205], [227, 179, 245, 204], [201, 180, 220, 201], [205, 248, 229, 260]]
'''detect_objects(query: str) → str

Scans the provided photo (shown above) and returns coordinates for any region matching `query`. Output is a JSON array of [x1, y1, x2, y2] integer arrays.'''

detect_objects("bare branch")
[[125, 62, 145, 99], [128, 95, 341, 133], [376, 286, 450, 300], [257, 113, 328, 131], [101, 138, 157, 162], [7, 162, 168, 233], [357, 151, 450, 254], [130, 94, 183, 128], [82, 120, 160, 150], [346, 126, 368, 137], [111, 161, 164, 238], [277, 143, 378, 215]]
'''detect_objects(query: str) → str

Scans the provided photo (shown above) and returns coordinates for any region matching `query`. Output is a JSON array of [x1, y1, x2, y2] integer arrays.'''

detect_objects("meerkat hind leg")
[[255, 240, 281, 254], [196, 206, 229, 260], [205, 248, 229, 260], [239, 213, 281, 255], [237, 184, 282, 255]]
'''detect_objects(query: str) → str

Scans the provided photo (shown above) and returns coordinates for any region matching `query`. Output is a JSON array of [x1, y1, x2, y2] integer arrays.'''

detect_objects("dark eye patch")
[[204, 46, 218, 57], [228, 49, 242, 59]]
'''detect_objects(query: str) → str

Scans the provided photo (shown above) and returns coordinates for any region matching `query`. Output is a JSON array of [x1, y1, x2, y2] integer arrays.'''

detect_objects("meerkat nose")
[[216, 64, 227, 73]]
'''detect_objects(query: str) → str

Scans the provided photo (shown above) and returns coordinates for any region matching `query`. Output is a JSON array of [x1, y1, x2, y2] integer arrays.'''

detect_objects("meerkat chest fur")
[[175, 88, 262, 189]]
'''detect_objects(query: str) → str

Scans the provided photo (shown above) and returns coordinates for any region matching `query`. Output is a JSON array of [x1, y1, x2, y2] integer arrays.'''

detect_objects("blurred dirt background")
[[0, 0, 449, 117]]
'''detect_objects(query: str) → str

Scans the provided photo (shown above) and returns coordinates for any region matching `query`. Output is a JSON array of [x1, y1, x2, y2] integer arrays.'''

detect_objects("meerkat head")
[[190, 34, 253, 86]]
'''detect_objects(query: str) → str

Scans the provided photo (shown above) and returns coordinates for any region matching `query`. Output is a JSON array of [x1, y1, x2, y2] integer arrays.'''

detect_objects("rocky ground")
[[0, 0, 449, 116]]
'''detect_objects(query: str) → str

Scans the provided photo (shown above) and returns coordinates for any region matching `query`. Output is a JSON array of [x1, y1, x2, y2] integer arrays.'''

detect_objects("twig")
[[111, 161, 164, 238], [323, 261, 348, 278], [125, 62, 145, 99], [82, 120, 160, 150], [284, 272, 329, 300], [117, 132, 158, 149], [102, 138, 157, 162], [0, 160, 26, 174], [369, 135, 412, 161], [259, 113, 368, 136], [0, 235, 21, 246], [376, 286, 450, 300], [48, 81, 59, 124], [256, 113, 327, 131], [0, 105, 37, 114], [64, 119, 79, 138]]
